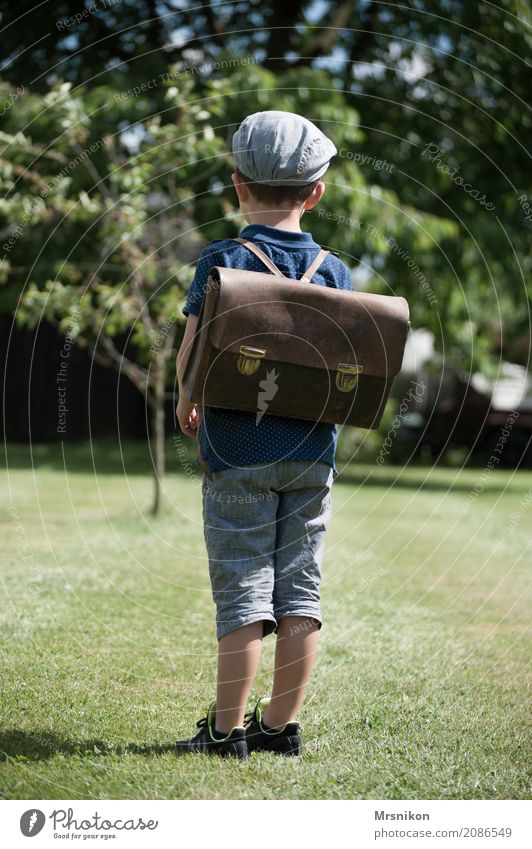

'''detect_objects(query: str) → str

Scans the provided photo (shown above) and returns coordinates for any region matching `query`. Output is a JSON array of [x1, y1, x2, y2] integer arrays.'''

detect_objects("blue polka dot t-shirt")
[[181, 223, 354, 478]]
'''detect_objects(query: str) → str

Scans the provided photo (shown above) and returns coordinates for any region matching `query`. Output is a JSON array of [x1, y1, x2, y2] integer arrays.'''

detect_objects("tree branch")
[[74, 141, 114, 202], [265, 0, 304, 64], [292, 1, 356, 66], [345, 1, 377, 75]]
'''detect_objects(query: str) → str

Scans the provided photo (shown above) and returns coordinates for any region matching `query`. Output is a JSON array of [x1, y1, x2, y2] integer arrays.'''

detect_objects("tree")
[[0, 0, 174, 92], [2, 0, 526, 370], [0, 65, 457, 511], [0, 75, 219, 513]]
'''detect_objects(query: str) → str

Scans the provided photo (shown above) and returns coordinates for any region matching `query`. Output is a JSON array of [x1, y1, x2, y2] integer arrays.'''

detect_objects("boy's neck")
[[242, 207, 304, 232]]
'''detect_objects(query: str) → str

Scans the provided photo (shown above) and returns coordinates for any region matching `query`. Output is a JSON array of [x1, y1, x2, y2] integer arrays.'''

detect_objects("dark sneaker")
[[244, 697, 301, 757], [175, 702, 248, 759]]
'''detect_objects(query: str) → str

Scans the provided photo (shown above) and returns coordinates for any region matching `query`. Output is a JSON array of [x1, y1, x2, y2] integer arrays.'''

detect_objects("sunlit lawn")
[[1, 440, 531, 799]]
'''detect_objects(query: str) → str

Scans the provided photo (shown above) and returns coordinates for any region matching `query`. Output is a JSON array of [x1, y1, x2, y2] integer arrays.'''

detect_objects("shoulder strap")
[[300, 248, 330, 282], [232, 237, 330, 282], [232, 238, 285, 277]]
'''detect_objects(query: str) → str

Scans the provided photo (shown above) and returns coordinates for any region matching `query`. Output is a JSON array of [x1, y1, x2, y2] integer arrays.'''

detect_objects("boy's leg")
[[263, 614, 320, 729], [268, 460, 334, 728], [202, 465, 279, 732], [215, 621, 264, 734]]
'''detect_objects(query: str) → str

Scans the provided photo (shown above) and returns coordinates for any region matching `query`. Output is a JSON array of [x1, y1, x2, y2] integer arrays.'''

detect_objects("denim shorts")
[[201, 460, 334, 640]]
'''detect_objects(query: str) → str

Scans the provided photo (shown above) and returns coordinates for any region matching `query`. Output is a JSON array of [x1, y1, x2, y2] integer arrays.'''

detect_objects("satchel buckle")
[[237, 345, 266, 376], [336, 363, 363, 392]]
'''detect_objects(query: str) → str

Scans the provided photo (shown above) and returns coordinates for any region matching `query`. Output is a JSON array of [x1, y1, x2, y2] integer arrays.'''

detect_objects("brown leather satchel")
[[182, 238, 410, 428]]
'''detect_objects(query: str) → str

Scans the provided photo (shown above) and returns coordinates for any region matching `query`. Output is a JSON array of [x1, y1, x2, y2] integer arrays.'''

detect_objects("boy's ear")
[[231, 171, 250, 203], [303, 181, 325, 211]]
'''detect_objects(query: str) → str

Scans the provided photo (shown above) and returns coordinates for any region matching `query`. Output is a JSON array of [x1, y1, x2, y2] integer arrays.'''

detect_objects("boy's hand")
[[177, 397, 202, 437]]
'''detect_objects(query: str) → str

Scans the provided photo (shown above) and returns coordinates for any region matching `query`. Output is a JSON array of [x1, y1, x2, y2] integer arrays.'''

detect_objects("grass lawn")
[[1, 440, 531, 799]]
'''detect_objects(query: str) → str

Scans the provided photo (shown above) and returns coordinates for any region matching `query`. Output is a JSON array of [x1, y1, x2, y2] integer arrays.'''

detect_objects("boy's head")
[[231, 110, 336, 214]]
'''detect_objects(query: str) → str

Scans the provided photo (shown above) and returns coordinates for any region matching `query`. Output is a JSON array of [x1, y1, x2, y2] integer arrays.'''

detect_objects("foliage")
[[0, 65, 458, 368], [1, 1, 528, 371]]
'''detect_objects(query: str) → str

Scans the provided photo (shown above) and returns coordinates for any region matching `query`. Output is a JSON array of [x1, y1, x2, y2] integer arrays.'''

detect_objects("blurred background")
[[1, 0, 530, 514]]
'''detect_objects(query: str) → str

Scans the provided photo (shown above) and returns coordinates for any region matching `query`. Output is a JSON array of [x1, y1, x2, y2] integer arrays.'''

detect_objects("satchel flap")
[[206, 267, 410, 378]]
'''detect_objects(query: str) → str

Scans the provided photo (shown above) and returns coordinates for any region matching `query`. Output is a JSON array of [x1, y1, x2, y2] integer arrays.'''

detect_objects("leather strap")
[[232, 238, 285, 277], [232, 237, 330, 282], [300, 248, 330, 282]]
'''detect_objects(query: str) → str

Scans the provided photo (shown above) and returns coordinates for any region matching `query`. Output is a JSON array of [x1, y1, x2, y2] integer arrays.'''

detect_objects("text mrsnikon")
[[375, 811, 430, 821]]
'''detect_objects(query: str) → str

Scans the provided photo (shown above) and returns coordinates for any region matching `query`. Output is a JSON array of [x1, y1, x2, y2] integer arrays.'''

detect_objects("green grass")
[[1, 440, 531, 799]]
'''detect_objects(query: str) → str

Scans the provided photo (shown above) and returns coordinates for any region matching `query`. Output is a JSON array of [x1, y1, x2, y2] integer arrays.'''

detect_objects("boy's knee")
[[278, 615, 321, 636]]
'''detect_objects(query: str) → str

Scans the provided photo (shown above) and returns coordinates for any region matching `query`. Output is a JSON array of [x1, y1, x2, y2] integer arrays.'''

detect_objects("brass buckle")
[[335, 363, 363, 392], [237, 345, 266, 376]]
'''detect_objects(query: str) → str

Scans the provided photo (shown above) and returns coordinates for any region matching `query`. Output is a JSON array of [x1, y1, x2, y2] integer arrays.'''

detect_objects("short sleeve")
[[329, 256, 355, 292], [182, 241, 227, 317]]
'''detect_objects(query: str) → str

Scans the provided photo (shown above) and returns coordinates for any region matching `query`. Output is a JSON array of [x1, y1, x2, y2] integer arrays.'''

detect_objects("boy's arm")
[[175, 239, 230, 437], [176, 313, 201, 437]]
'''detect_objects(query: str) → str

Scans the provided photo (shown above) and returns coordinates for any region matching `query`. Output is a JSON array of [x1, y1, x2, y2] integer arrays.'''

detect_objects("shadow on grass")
[[4, 439, 198, 477], [0, 730, 176, 761], [334, 466, 528, 494], [5, 440, 529, 494]]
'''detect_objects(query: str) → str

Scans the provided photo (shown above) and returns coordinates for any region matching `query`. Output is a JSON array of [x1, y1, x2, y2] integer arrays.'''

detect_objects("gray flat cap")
[[232, 110, 337, 186]]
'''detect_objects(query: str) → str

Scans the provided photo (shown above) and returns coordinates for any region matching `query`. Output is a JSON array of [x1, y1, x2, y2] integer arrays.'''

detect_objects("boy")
[[175, 110, 353, 759]]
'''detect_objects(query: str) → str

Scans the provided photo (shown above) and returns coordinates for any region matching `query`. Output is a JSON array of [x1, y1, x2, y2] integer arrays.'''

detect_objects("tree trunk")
[[150, 358, 166, 516]]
